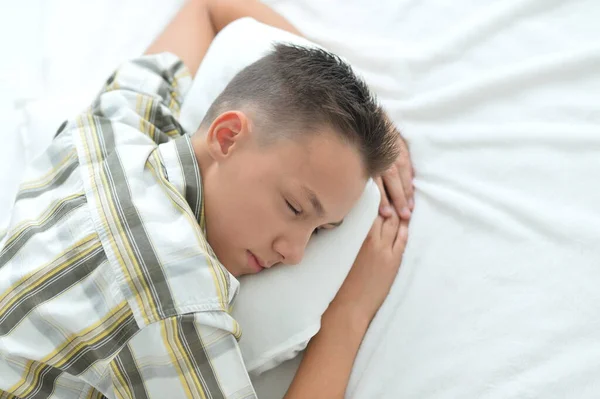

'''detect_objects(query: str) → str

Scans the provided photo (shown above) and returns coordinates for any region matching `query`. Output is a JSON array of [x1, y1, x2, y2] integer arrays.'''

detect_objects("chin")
[[221, 258, 248, 277], [230, 266, 257, 278], [220, 262, 240, 277], [230, 269, 244, 278]]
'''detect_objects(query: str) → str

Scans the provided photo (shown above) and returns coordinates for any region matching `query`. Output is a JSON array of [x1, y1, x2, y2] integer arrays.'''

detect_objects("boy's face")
[[194, 111, 367, 277]]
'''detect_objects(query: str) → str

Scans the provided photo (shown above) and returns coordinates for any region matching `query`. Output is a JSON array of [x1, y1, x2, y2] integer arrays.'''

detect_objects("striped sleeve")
[[90, 52, 193, 143], [109, 313, 257, 399]]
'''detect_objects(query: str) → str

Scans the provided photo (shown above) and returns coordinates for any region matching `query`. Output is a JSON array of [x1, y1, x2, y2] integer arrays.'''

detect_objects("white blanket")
[[2, 0, 600, 398]]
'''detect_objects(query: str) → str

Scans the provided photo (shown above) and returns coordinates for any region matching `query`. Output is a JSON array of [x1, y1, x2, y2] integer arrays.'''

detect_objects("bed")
[[2, 0, 600, 398]]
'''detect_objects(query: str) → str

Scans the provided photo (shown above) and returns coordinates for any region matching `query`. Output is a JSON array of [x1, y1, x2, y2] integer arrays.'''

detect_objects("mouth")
[[247, 250, 265, 273]]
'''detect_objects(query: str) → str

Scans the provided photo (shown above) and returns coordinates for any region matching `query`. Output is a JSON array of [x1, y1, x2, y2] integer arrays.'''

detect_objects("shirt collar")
[[157, 135, 240, 305], [157, 135, 206, 232]]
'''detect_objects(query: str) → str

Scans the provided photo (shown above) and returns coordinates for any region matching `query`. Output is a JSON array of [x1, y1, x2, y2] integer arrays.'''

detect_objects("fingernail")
[[382, 206, 394, 215]]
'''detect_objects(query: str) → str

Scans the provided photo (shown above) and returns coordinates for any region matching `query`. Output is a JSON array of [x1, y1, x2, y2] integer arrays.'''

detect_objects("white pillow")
[[179, 18, 380, 376]]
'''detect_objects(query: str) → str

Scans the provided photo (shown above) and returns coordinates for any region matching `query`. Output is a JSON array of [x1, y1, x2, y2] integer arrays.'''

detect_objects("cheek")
[[213, 174, 277, 244], [235, 190, 279, 241]]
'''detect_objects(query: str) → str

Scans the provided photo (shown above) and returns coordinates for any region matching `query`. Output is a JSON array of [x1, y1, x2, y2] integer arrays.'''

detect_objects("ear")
[[205, 111, 250, 161]]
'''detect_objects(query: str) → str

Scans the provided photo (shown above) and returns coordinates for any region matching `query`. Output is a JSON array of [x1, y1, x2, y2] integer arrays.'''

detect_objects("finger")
[[369, 214, 384, 237], [380, 207, 400, 243], [397, 161, 414, 211], [382, 169, 411, 220], [393, 219, 409, 253], [400, 168, 414, 211], [375, 176, 393, 217], [396, 137, 415, 211]]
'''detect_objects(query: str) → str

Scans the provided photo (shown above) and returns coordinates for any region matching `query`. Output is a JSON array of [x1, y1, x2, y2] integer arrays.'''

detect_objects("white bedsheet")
[[2, 0, 600, 398]]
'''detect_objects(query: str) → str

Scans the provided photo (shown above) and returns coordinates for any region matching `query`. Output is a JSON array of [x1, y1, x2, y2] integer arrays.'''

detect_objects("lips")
[[252, 252, 266, 268], [247, 250, 265, 273]]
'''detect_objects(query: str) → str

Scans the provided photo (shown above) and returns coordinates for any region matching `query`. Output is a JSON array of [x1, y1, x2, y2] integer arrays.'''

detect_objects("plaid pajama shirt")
[[0, 53, 257, 399]]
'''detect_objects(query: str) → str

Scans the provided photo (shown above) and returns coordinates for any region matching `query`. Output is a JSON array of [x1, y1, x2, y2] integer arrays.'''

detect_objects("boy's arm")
[[144, 0, 301, 77], [284, 301, 371, 399]]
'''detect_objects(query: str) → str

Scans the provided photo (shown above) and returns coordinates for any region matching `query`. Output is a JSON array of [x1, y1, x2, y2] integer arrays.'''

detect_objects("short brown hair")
[[200, 43, 399, 176]]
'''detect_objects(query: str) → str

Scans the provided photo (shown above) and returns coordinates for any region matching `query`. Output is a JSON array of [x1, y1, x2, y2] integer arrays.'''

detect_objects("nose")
[[273, 230, 311, 266]]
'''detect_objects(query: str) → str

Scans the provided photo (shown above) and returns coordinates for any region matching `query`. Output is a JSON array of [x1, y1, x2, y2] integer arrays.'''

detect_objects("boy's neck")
[[191, 132, 214, 182]]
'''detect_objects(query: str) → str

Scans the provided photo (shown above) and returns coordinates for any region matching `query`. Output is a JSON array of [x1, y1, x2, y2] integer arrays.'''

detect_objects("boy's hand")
[[332, 209, 408, 322], [375, 134, 414, 220]]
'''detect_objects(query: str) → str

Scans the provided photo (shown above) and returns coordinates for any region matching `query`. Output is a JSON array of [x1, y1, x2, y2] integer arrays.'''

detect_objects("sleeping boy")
[[0, 0, 413, 398]]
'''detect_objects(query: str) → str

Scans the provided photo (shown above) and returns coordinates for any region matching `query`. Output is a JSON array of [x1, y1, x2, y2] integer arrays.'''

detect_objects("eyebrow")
[[301, 185, 344, 227]]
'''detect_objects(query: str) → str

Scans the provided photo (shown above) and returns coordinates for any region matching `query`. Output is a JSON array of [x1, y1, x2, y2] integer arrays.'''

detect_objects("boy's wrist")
[[329, 271, 382, 325], [324, 297, 372, 335]]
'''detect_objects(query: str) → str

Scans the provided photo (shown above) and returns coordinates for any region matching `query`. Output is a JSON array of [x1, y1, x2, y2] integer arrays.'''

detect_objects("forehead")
[[267, 133, 367, 217]]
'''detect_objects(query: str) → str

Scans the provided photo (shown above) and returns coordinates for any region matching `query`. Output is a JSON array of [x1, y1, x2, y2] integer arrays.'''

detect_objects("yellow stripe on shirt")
[[75, 115, 151, 324], [8, 303, 133, 398], [0, 235, 99, 317], [80, 113, 160, 325], [161, 318, 207, 399], [110, 358, 135, 399], [1, 193, 84, 252], [18, 150, 77, 192], [43, 303, 133, 368]]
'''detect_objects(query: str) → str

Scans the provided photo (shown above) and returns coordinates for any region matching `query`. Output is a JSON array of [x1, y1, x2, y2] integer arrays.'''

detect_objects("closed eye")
[[286, 200, 300, 215]]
